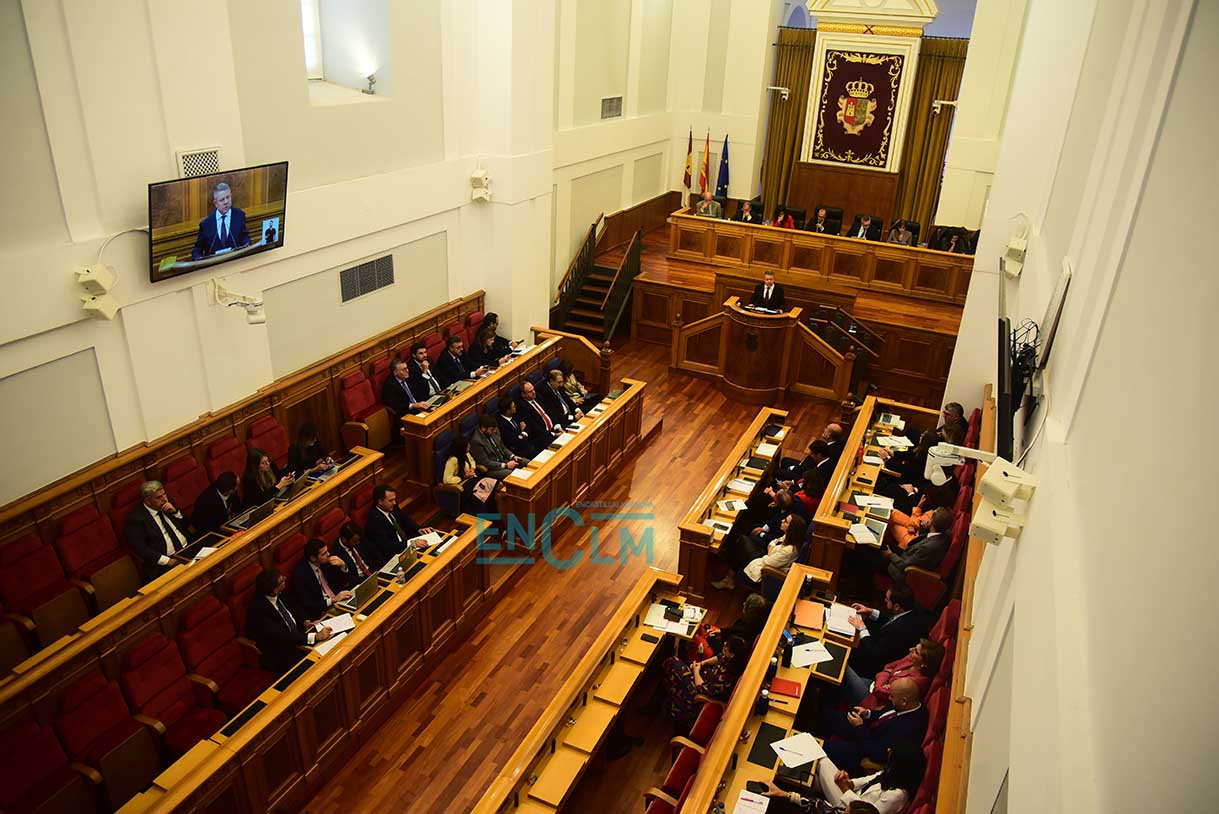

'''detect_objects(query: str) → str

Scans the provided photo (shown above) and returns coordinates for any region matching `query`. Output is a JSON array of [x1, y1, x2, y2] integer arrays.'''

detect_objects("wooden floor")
[[622, 226, 963, 335], [303, 340, 837, 814]]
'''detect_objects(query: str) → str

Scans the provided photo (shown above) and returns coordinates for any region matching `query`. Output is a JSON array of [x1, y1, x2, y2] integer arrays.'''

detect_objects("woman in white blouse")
[[762, 742, 924, 814], [743, 514, 807, 584]]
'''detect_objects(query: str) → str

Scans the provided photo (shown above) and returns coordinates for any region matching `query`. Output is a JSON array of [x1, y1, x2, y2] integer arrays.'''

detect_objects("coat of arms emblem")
[[836, 79, 876, 135]]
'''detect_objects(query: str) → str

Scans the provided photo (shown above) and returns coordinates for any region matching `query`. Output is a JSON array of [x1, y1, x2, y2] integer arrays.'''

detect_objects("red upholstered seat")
[[660, 745, 701, 797], [163, 455, 209, 517], [964, 407, 982, 448], [910, 737, 944, 811], [55, 505, 126, 580], [645, 774, 694, 814], [687, 701, 724, 747], [274, 533, 308, 579], [120, 633, 227, 756], [370, 357, 392, 397], [226, 563, 263, 635], [54, 670, 144, 767], [178, 596, 274, 715], [108, 480, 144, 540], [206, 436, 247, 483], [923, 686, 950, 746], [314, 507, 348, 543], [952, 485, 974, 517], [930, 599, 961, 644], [425, 332, 445, 364], [0, 719, 90, 813], [350, 484, 375, 528], [340, 372, 381, 422], [0, 534, 80, 618], [444, 321, 465, 343], [464, 310, 484, 337], [248, 415, 290, 469], [929, 637, 956, 696]]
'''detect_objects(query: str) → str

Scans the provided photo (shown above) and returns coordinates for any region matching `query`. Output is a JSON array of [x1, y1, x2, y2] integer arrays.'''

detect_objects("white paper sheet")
[[849, 522, 878, 545], [717, 498, 747, 513], [553, 432, 576, 447], [732, 790, 770, 814], [755, 442, 779, 457], [314, 631, 348, 656], [826, 604, 857, 637], [727, 477, 758, 493], [790, 640, 833, 668], [192, 546, 218, 561], [323, 613, 356, 634], [532, 449, 555, 465], [508, 468, 533, 481], [771, 731, 827, 767]]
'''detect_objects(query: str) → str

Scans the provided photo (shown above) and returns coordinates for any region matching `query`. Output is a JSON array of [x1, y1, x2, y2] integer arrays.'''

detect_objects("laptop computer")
[[425, 393, 449, 409], [448, 380, 476, 395], [227, 500, 276, 530], [335, 573, 381, 613], [275, 477, 311, 503]]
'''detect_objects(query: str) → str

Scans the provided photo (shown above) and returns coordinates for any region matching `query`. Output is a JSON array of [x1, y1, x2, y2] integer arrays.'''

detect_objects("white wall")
[[573, 0, 631, 126], [318, 0, 391, 95], [946, 1, 1215, 812]]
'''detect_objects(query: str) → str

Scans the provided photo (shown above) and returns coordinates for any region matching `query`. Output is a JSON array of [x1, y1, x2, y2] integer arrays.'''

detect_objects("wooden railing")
[[552, 214, 602, 327], [936, 386, 996, 814], [602, 229, 642, 340]]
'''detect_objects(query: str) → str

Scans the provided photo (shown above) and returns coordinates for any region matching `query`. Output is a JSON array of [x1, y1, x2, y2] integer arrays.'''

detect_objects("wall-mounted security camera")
[[243, 303, 266, 325]]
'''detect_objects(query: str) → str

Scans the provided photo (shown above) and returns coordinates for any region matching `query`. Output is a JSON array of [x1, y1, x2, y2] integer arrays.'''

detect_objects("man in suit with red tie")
[[292, 539, 353, 622], [518, 381, 563, 443], [748, 271, 786, 311], [335, 522, 385, 576], [822, 677, 928, 774]]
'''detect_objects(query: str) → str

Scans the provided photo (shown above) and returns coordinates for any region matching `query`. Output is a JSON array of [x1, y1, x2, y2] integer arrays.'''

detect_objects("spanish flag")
[[699, 131, 710, 192], [683, 129, 692, 189]]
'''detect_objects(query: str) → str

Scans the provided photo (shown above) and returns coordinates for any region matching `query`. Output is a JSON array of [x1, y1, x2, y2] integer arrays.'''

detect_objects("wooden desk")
[[809, 396, 939, 590], [682, 566, 848, 813], [116, 517, 492, 814], [471, 569, 687, 814], [720, 297, 805, 404], [0, 449, 381, 728], [677, 407, 789, 601], [489, 379, 646, 593], [667, 209, 971, 306], [399, 337, 562, 486]]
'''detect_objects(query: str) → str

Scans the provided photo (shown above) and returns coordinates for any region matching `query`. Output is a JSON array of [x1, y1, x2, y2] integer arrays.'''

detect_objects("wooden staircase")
[[563, 264, 616, 338]]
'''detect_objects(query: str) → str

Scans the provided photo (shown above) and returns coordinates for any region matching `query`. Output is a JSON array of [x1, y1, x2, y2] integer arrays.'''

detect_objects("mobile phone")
[[641, 633, 660, 644], [745, 781, 768, 794]]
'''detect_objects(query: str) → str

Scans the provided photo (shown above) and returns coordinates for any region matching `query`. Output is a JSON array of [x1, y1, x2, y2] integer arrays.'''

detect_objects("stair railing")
[[552, 213, 603, 328], [601, 229, 643, 341]]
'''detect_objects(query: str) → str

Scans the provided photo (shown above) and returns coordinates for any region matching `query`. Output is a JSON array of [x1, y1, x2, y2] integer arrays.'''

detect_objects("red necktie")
[[312, 564, 335, 599], [531, 401, 553, 431], [345, 545, 370, 577]]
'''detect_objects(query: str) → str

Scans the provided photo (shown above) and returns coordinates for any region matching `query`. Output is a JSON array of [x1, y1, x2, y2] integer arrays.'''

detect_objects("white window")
[[301, 0, 324, 79]]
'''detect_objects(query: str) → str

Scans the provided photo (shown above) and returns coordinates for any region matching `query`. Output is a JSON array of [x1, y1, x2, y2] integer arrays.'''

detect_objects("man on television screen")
[[192, 182, 251, 260]]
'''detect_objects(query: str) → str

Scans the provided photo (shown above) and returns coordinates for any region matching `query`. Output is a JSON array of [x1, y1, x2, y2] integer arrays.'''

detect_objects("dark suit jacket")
[[826, 704, 929, 772], [334, 538, 385, 578], [748, 282, 786, 311], [467, 343, 504, 371], [824, 440, 846, 466], [243, 467, 283, 507], [806, 217, 832, 233], [518, 398, 559, 444], [190, 487, 241, 538], [408, 363, 445, 399], [291, 558, 351, 622], [435, 350, 473, 388], [288, 441, 325, 477], [847, 216, 882, 241], [191, 208, 251, 259], [382, 374, 423, 417], [499, 413, 537, 458], [888, 532, 950, 584], [732, 210, 760, 224], [246, 594, 310, 676], [125, 506, 192, 580], [537, 384, 578, 427], [851, 608, 930, 677], [364, 507, 423, 563]]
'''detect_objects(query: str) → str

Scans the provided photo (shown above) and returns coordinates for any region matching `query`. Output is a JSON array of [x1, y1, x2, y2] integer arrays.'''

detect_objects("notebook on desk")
[[275, 477, 310, 503], [425, 394, 448, 408], [228, 500, 275, 530]]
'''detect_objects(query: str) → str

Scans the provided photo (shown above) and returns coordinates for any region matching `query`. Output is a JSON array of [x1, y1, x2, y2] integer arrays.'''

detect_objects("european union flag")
[[715, 135, 730, 197]]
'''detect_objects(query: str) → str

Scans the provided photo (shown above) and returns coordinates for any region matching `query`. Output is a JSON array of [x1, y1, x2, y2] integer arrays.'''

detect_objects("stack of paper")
[[553, 432, 576, 447], [755, 441, 779, 457], [409, 531, 443, 549], [790, 640, 833, 668], [863, 452, 885, 465], [532, 449, 555, 465], [323, 613, 356, 634], [732, 790, 770, 814], [877, 435, 914, 450], [849, 522, 878, 545], [314, 631, 348, 656], [771, 732, 827, 767], [877, 413, 906, 430], [727, 477, 757, 494], [192, 546, 219, 561], [644, 603, 692, 635], [825, 604, 857, 637], [508, 468, 533, 481], [716, 498, 747, 513]]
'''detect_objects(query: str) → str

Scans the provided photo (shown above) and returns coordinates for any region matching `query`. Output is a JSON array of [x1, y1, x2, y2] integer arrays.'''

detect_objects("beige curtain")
[[759, 27, 817, 215], [893, 37, 969, 235]]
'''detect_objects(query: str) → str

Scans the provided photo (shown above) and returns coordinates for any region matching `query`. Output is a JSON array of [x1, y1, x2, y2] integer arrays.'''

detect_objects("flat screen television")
[[996, 317, 1014, 461], [148, 161, 288, 283]]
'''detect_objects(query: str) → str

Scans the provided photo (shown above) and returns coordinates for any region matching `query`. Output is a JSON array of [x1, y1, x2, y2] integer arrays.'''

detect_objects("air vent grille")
[[339, 255, 395, 303], [176, 148, 221, 178], [600, 96, 623, 119]]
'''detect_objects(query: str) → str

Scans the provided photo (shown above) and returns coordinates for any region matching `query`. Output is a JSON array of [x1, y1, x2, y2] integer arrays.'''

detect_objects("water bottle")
[[766, 656, 778, 683], [754, 688, 770, 715]]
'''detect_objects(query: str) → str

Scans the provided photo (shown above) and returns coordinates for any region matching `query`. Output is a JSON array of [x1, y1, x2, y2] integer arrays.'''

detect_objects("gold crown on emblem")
[[845, 79, 874, 98]]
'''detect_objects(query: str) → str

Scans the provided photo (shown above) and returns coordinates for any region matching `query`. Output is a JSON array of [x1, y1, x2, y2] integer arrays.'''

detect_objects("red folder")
[[770, 677, 802, 698]]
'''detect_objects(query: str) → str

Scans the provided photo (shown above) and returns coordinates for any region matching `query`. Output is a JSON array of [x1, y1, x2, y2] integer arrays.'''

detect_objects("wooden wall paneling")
[[454, 545, 485, 627], [384, 597, 425, 691], [675, 291, 712, 325], [297, 667, 349, 782], [600, 191, 682, 249], [912, 259, 954, 299], [237, 715, 308, 814], [423, 570, 456, 657], [787, 162, 900, 228], [343, 637, 388, 735], [749, 233, 786, 269], [872, 252, 912, 291], [827, 244, 871, 285], [184, 757, 250, 814]]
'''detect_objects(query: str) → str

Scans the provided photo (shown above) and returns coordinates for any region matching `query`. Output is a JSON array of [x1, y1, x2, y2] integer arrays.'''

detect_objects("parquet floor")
[[302, 340, 837, 814]]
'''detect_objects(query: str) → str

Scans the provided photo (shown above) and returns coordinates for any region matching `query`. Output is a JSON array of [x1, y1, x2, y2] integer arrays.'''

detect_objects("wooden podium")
[[721, 296, 803, 404]]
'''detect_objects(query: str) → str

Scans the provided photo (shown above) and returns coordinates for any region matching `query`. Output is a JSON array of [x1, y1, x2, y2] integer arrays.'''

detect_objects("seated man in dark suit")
[[482, 313, 521, 358], [748, 271, 786, 311], [334, 522, 385, 578], [806, 207, 831, 233], [407, 343, 446, 399], [823, 677, 928, 775], [382, 359, 430, 418], [847, 215, 881, 241], [842, 586, 929, 683], [470, 415, 525, 479], [517, 381, 562, 446], [363, 484, 433, 564], [191, 471, 242, 537], [126, 480, 192, 582], [292, 538, 354, 622], [732, 200, 760, 223], [191, 182, 251, 260], [246, 569, 334, 676], [538, 369, 583, 429], [882, 508, 952, 586], [434, 334, 486, 388], [498, 399, 539, 458], [822, 422, 847, 465], [776, 439, 834, 487], [938, 401, 969, 438]]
